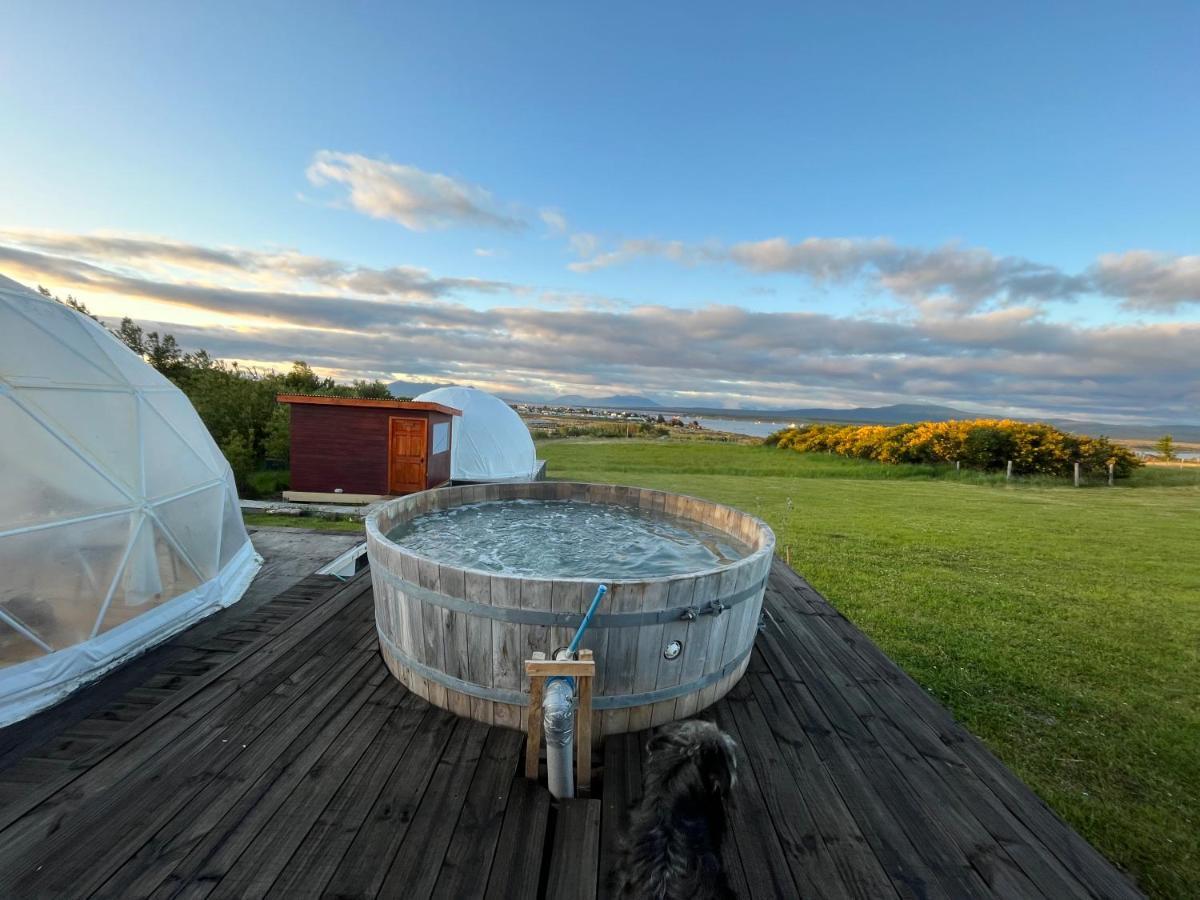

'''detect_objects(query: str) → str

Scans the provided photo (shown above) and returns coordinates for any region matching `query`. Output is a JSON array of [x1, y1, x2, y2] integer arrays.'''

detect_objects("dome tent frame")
[[413, 385, 539, 482], [0, 277, 261, 726]]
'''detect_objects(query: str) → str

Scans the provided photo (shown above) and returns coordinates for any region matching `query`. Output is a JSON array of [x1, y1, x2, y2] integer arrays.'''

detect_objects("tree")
[[219, 430, 255, 494], [143, 330, 187, 377], [111, 318, 189, 377], [1155, 434, 1177, 461], [40, 285, 102, 323], [263, 405, 291, 464], [281, 361, 331, 394], [114, 318, 147, 356], [349, 379, 393, 399]]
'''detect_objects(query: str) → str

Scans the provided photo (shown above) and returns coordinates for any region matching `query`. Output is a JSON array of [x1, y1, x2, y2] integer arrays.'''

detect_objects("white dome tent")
[[0, 276, 261, 726], [413, 386, 539, 482]]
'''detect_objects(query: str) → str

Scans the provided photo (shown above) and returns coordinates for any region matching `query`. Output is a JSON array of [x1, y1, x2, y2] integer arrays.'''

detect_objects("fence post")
[[1108, 462, 1114, 486], [1006, 460, 1012, 481], [1074, 462, 1081, 487], [955, 460, 960, 472]]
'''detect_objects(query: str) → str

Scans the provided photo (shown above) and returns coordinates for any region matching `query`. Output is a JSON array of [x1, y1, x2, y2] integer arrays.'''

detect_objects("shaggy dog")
[[616, 720, 739, 899]]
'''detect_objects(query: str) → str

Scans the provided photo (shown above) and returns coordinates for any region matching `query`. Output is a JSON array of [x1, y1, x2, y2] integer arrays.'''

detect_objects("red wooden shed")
[[277, 395, 461, 498]]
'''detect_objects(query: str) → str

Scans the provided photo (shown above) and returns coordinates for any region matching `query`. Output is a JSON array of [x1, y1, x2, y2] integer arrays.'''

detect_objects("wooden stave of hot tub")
[[365, 481, 775, 737]]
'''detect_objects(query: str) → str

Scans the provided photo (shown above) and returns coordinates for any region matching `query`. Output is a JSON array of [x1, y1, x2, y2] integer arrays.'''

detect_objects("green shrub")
[[962, 425, 1017, 471], [768, 418, 1142, 478], [220, 431, 256, 495]]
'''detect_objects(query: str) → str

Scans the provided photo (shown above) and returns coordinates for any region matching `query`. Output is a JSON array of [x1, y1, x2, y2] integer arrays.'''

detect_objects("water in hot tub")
[[387, 499, 750, 578]]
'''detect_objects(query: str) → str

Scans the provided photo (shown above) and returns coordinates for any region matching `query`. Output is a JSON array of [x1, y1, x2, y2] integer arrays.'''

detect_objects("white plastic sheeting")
[[413, 386, 538, 482], [0, 275, 261, 726]]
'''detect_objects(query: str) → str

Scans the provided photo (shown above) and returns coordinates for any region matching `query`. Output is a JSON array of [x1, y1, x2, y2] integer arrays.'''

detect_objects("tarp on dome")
[[413, 386, 538, 481], [0, 275, 261, 726]]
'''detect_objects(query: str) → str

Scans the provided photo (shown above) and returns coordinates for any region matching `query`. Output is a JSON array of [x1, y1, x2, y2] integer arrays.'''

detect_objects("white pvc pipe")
[[543, 676, 576, 799]]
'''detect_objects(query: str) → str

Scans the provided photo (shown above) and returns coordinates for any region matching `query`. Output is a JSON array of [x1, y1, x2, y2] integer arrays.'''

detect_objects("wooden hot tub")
[[365, 482, 774, 736]]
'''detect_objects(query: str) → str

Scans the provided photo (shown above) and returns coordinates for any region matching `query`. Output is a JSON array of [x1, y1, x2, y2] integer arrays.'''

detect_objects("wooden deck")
[[0, 554, 1140, 898]]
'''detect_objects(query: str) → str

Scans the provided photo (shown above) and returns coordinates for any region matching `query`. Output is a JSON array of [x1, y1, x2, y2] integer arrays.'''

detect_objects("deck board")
[[432, 727, 526, 900], [0, 552, 1142, 899], [485, 776, 551, 900], [545, 799, 602, 900]]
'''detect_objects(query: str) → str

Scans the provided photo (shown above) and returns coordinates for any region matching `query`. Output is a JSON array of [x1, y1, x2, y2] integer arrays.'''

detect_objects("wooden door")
[[388, 416, 428, 494]]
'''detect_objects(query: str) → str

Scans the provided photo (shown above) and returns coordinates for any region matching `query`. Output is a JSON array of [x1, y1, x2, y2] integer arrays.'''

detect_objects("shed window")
[[432, 421, 450, 454]]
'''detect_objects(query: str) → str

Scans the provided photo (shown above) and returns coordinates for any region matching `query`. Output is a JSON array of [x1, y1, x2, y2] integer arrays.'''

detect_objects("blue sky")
[[1, 2, 1197, 420]]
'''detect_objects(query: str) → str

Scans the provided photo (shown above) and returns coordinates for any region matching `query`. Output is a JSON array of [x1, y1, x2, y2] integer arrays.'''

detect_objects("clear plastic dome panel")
[[86, 321, 175, 388], [151, 484, 225, 581], [218, 487, 248, 571], [0, 395, 132, 532], [98, 520, 204, 635], [143, 391, 228, 474], [0, 512, 135, 655], [15, 386, 142, 494], [0, 296, 125, 388], [140, 397, 221, 498], [0, 618, 44, 668]]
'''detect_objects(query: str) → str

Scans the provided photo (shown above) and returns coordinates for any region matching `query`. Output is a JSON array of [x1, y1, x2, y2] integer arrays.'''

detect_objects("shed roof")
[[275, 394, 461, 416]]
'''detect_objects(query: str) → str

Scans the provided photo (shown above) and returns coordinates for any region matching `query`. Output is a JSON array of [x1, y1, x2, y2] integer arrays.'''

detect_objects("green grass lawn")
[[241, 511, 364, 532], [539, 439, 1199, 898]]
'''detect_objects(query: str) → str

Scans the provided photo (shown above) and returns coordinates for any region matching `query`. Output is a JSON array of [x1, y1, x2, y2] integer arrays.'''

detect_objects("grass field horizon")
[[539, 438, 1199, 899]]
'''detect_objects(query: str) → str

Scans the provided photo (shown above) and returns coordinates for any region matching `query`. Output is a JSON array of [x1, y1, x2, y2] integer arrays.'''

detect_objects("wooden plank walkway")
[[0, 558, 1141, 899], [0, 526, 362, 771]]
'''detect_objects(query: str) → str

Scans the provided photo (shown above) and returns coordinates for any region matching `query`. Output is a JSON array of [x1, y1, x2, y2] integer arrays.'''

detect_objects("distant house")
[[277, 395, 461, 499]]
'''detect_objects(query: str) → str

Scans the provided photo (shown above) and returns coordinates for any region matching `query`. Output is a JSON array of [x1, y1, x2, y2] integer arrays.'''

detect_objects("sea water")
[[387, 499, 749, 578]]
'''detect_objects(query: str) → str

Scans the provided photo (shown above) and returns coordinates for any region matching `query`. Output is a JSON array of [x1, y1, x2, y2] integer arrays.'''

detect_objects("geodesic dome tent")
[[0, 275, 261, 726], [413, 386, 538, 481]]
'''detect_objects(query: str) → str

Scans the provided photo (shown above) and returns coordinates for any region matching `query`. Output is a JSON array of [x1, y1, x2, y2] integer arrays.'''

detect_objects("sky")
[[1, 1, 1197, 422]]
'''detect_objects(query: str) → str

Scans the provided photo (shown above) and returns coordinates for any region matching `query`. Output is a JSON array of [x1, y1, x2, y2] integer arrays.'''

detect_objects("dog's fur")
[[616, 720, 739, 899]]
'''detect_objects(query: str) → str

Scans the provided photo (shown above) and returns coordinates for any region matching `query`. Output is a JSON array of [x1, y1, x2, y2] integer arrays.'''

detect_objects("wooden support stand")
[[524, 649, 595, 794]]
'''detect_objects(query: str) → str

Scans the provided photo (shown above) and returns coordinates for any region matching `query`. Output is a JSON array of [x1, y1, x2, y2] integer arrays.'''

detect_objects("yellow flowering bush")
[[765, 419, 1142, 477]]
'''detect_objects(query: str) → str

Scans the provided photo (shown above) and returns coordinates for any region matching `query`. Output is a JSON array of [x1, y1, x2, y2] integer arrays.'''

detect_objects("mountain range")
[[387, 382, 661, 408], [386, 379, 452, 399], [547, 394, 661, 408]]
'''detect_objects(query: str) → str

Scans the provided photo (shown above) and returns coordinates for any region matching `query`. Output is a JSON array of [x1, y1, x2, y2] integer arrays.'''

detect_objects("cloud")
[[0, 229, 250, 271], [2, 229, 1197, 422], [568, 233, 601, 260], [290, 151, 1197, 319], [572, 233, 1089, 311], [539, 208, 568, 234], [1089, 251, 1200, 312], [304, 151, 525, 231], [568, 238, 701, 273], [105, 302, 1199, 422], [737, 239, 1086, 307], [0, 230, 513, 301], [534, 290, 633, 312], [726, 236, 897, 280]]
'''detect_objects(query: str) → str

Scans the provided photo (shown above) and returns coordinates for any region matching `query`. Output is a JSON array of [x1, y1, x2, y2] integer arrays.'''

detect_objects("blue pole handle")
[[548, 585, 608, 691], [567, 584, 608, 655]]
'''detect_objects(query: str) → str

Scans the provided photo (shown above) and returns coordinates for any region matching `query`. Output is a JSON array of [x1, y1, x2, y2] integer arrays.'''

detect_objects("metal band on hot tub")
[[374, 565, 767, 626], [375, 624, 754, 709]]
